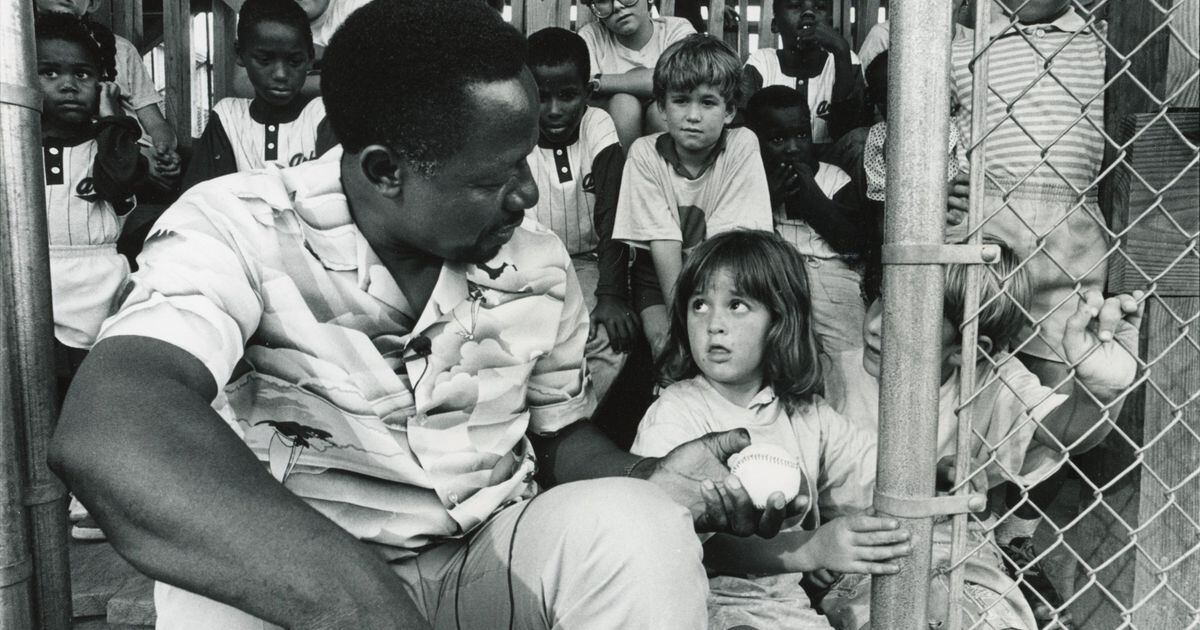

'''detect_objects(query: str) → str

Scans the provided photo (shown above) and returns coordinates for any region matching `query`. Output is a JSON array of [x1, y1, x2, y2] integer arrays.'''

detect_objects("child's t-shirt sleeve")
[[630, 385, 708, 457], [983, 356, 1070, 488], [662, 16, 697, 47], [705, 129, 774, 235], [612, 136, 679, 248], [114, 35, 163, 112], [577, 22, 604, 79], [814, 401, 877, 519]]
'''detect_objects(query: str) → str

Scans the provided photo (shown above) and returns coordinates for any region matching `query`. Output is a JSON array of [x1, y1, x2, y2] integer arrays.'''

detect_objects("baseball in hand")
[[727, 444, 804, 509]]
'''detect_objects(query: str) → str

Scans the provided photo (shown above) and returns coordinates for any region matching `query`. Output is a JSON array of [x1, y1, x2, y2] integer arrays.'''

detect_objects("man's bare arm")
[[49, 336, 427, 629]]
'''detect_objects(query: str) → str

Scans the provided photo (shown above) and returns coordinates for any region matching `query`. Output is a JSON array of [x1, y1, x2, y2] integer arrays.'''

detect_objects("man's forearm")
[[703, 529, 817, 575], [49, 337, 424, 628]]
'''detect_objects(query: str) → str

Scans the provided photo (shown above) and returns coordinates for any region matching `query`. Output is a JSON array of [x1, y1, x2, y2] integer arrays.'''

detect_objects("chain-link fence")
[[895, 0, 1200, 629]]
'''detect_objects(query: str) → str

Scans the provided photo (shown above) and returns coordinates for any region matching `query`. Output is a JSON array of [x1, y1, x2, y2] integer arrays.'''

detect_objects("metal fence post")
[[868, 0, 956, 627], [0, 0, 74, 627]]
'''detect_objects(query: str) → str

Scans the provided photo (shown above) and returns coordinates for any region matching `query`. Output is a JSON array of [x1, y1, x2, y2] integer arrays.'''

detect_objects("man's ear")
[[358, 144, 406, 198]]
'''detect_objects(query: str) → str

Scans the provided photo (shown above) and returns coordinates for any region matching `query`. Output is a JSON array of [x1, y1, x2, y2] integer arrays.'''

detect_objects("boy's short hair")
[[863, 241, 1032, 353], [744, 85, 811, 132], [322, 0, 527, 172], [653, 34, 741, 106], [238, 0, 315, 58], [528, 27, 590, 82]]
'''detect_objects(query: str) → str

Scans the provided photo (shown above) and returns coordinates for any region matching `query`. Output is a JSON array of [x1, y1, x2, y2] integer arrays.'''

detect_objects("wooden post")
[[758, 0, 774, 49], [211, 0, 236, 101], [109, 0, 143, 46], [856, 0, 881, 48], [163, 0, 192, 146]]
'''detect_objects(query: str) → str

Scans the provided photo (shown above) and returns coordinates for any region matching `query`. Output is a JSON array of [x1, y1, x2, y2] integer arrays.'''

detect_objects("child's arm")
[[594, 69, 655, 100], [781, 164, 868, 256], [704, 514, 908, 577], [180, 112, 239, 192], [809, 23, 866, 140], [590, 142, 638, 352], [1034, 290, 1143, 453], [650, 240, 683, 304], [134, 104, 177, 152], [92, 83, 148, 205]]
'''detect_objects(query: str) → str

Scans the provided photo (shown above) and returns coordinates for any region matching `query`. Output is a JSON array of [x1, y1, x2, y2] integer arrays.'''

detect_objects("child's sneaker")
[[71, 516, 106, 542], [1000, 536, 1074, 628]]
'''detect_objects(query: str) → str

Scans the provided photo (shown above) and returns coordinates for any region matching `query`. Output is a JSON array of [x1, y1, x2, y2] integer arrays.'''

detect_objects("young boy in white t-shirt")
[[578, 0, 695, 150]]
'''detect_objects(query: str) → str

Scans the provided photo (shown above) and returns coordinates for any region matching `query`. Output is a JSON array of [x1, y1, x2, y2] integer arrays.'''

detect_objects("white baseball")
[[727, 443, 803, 509]]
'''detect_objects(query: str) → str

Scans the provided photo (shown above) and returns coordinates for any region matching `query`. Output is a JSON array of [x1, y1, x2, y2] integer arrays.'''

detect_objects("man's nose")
[[507, 161, 539, 212]]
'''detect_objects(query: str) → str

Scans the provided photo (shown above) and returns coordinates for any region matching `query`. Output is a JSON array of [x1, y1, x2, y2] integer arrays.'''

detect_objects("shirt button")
[[267, 143, 275, 149], [1035, 28, 1045, 37], [555, 149, 563, 155], [49, 147, 59, 155], [448, 493, 459, 505], [560, 166, 569, 173], [50, 166, 60, 174], [268, 125, 276, 131]]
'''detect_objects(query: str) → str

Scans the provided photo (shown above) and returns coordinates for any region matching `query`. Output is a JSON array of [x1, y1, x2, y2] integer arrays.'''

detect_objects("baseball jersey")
[[612, 127, 773, 252], [744, 47, 862, 145], [774, 162, 852, 258], [578, 16, 695, 75], [43, 116, 144, 348], [525, 107, 620, 255]]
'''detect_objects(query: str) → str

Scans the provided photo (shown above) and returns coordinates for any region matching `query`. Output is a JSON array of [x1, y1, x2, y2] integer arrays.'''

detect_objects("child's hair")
[[653, 34, 741, 106], [862, 240, 1032, 352], [528, 27, 590, 82], [744, 85, 811, 133], [864, 51, 888, 114], [238, 0, 315, 58], [35, 12, 117, 82], [660, 230, 824, 413]]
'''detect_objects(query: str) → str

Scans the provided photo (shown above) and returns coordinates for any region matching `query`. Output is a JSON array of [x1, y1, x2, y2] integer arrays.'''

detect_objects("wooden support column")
[[163, 0, 192, 146], [211, 0, 236, 101], [110, 0, 143, 46]]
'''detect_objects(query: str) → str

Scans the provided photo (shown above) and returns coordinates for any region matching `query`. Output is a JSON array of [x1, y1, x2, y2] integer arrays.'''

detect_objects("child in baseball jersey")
[[630, 231, 906, 630], [578, 0, 695, 150], [183, 0, 332, 190], [612, 35, 773, 355], [35, 0, 180, 190], [37, 12, 146, 374], [745, 85, 872, 416], [526, 27, 635, 403], [825, 246, 1143, 630], [741, 0, 865, 167]]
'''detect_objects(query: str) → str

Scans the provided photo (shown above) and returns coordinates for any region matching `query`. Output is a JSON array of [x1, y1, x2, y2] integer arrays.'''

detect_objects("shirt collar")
[[987, 8, 1087, 38], [655, 130, 729, 180], [271, 147, 469, 329]]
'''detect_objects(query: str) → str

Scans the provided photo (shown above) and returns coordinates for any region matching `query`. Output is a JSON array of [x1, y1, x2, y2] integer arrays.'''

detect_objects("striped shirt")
[[745, 48, 862, 146], [774, 162, 852, 259], [526, 107, 620, 255], [951, 12, 1106, 196], [98, 149, 595, 559]]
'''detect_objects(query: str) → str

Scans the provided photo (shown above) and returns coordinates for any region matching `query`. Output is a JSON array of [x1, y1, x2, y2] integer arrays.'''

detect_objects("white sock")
[[996, 514, 1041, 545]]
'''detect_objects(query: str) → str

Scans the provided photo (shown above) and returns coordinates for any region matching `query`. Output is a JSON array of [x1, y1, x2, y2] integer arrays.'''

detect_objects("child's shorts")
[[947, 181, 1109, 362], [708, 573, 833, 630], [50, 243, 130, 350]]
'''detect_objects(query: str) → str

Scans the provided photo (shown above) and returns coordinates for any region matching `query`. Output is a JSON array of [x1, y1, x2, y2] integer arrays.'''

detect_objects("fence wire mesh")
[[938, 0, 1199, 628]]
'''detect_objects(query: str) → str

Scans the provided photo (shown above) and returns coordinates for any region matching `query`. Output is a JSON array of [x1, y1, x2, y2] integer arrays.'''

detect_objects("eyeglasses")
[[588, 0, 640, 19]]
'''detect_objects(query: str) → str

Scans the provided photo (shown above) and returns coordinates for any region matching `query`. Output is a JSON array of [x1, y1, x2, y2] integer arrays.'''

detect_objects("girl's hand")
[[98, 82, 122, 118], [946, 172, 970, 224], [1064, 290, 1144, 401], [806, 514, 911, 576]]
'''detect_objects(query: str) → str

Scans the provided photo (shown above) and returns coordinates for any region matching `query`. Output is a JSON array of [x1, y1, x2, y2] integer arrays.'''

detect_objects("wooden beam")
[[1165, 0, 1199, 107], [163, 0, 192, 146], [856, 0, 881, 48], [211, 0, 236, 101]]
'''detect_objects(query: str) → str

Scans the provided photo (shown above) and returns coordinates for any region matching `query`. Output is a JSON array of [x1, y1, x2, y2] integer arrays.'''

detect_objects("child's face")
[[38, 38, 100, 128], [754, 105, 815, 170], [596, 0, 649, 39], [237, 21, 313, 107], [531, 62, 590, 145], [663, 85, 735, 161], [995, 0, 1071, 22], [35, 0, 93, 17], [774, 0, 834, 50], [862, 298, 960, 383], [687, 270, 772, 398], [295, 0, 332, 21]]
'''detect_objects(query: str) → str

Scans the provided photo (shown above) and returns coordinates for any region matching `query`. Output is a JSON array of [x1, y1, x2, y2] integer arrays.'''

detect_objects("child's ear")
[[723, 103, 737, 125], [977, 335, 994, 357], [358, 145, 405, 198], [86, 0, 103, 14]]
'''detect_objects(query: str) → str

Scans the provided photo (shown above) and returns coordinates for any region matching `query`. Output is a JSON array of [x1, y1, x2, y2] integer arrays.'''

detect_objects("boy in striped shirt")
[[526, 27, 635, 402]]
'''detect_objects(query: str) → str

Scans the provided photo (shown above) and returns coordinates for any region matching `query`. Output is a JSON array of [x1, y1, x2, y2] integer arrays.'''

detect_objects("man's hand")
[[642, 429, 810, 537], [590, 295, 639, 353], [946, 172, 970, 225], [1064, 290, 1144, 401], [98, 82, 122, 118], [803, 514, 911, 576]]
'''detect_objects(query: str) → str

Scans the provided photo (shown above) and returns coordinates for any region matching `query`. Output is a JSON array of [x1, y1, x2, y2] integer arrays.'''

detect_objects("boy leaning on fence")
[[829, 245, 1143, 630]]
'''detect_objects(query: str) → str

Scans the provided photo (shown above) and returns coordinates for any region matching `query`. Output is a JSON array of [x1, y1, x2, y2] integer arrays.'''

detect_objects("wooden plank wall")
[[162, 0, 192, 147]]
